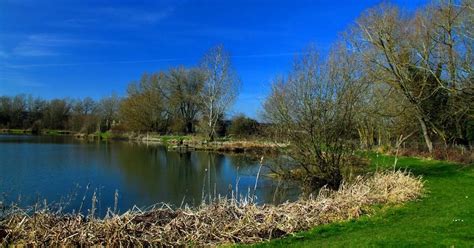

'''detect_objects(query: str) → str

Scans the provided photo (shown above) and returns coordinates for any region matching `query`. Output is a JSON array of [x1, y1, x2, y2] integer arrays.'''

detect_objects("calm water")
[[0, 135, 293, 215]]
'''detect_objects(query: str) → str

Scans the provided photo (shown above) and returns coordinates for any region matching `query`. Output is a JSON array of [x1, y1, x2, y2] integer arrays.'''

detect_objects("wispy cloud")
[[0, 50, 8, 58], [53, 18, 99, 28], [6, 57, 187, 68], [94, 6, 174, 26], [13, 45, 60, 57], [11, 80, 46, 88], [49, 5, 174, 29], [194, 27, 287, 39], [232, 52, 302, 59], [0, 72, 46, 89], [12, 34, 118, 57], [6, 52, 301, 68], [166, 25, 290, 41]]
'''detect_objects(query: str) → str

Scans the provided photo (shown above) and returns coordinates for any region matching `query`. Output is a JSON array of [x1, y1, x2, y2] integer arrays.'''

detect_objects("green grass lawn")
[[251, 155, 474, 247]]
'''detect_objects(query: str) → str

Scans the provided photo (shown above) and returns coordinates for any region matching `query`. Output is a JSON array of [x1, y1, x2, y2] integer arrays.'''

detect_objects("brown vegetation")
[[176, 140, 284, 154], [0, 171, 423, 247], [390, 146, 474, 165], [263, 45, 367, 190], [131, 134, 286, 154]]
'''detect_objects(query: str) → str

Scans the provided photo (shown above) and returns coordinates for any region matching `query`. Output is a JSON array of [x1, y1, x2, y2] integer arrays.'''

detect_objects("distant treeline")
[[0, 94, 118, 134], [0, 46, 262, 138], [0, 93, 261, 138]]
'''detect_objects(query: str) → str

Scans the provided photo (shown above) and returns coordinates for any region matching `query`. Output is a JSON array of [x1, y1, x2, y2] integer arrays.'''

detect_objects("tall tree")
[[98, 93, 121, 131], [199, 45, 240, 140], [69, 97, 99, 133], [165, 67, 205, 134], [263, 45, 366, 190], [0, 96, 11, 128], [120, 73, 169, 132], [10, 95, 27, 128], [349, 1, 473, 152], [25, 96, 47, 132], [43, 99, 71, 130]]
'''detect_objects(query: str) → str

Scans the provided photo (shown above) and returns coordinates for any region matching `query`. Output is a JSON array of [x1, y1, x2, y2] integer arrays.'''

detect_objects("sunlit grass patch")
[[252, 156, 473, 247]]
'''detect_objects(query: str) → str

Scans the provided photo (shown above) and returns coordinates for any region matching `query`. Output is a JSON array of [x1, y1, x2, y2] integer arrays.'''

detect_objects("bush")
[[263, 46, 367, 191], [227, 114, 259, 138]]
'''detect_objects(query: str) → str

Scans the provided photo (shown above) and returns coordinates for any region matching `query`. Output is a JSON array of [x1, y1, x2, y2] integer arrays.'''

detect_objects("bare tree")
[[349, 1, 473, 153], [263, 45, 367, 191], [120, 73, 169, 132], [199, 45, 240, 140], [43, 99, 71, 130], [424, 0, 474, 146], [10, 95, 27, 128], [99, 93, 121, 131], [165, 67, 205, 134]]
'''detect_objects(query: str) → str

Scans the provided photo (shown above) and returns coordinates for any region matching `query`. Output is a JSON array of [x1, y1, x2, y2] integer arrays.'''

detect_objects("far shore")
[[0, 128, 285, 154], [0, 128, 73, 136]]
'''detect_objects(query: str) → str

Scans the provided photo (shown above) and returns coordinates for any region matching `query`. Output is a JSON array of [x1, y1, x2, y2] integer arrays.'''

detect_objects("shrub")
[[263, 46, 367, 191], [227, 114, 260, 138]]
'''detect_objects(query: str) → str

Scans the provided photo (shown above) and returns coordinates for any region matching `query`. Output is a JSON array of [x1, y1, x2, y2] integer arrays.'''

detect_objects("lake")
[[0, 135, 294, 216]]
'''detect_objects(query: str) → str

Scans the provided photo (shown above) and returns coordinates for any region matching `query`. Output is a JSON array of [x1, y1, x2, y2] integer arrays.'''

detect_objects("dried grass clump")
[[0, 170, 423, 247]]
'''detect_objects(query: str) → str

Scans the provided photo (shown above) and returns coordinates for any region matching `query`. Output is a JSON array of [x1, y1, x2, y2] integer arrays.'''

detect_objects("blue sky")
[[0, 0, 426, 118]]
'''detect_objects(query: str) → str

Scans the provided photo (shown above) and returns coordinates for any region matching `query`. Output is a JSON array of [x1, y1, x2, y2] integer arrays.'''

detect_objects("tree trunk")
[[418, 116, 433, 154], [185, 121, 193, 134], [208, 102, 214, 141]]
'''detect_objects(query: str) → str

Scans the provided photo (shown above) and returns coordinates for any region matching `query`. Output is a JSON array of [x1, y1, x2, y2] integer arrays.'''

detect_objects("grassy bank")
[[252, 155, 474, 247], [1, 129, 124, 140], [0, 129, 32, 134], [0, 129, 72, 136]]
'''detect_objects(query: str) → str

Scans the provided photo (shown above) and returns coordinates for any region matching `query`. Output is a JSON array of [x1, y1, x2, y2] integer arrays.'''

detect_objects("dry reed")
[[0, 170, 423, 247]]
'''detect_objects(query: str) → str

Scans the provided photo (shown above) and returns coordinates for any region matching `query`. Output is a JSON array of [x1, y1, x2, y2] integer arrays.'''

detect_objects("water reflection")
[[0, 135, 297, 216]]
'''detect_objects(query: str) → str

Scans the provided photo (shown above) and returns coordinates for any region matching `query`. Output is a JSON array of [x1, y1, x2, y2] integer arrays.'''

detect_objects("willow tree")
[[199, 45, 240, 140]]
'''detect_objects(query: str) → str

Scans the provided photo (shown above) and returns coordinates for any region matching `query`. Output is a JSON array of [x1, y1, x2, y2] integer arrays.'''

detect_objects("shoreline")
[[139, 135, 287, 155], [0, 170, 423, 246], [0, 129, 285, 154]]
